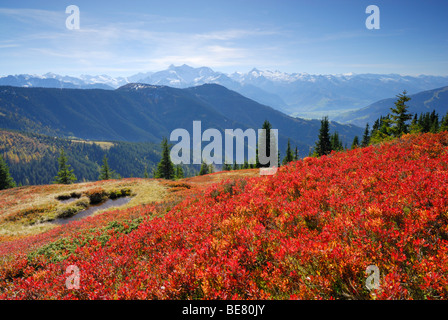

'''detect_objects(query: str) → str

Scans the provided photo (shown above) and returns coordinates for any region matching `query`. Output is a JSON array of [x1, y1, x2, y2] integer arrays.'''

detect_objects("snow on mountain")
[[79, 74, 129, 88], [1, 65, 448, 120]]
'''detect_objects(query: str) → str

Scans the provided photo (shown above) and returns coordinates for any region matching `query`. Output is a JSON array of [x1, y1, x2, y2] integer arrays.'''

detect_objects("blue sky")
[[0, 0, 447, 77]]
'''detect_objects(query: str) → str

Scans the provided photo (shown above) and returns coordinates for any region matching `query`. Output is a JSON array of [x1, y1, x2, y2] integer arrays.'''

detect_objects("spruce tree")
[[258, 120, 276, 168], [370, 115, 392, 144], [429, 110, 439, 133], [440, 112, 448, 132], [54, 149, 77, 184], [155, 137, 175, 180], [314, 116, 332, 157], [199, 161, 209, 175], [0, 155, 15, 190], [223, 162, 232, 171], [175, 165, 184, 179], [390, 91, 412, 137], [294, 146, 299, 161], [99, 155, 115, 180], [409, 114, 421, 134], [255, 147, 260, 168], [330, 131, 343, 151], [361, 123, 371, 147], [282, 139, 294, 165], [351, 136, 359, 149]]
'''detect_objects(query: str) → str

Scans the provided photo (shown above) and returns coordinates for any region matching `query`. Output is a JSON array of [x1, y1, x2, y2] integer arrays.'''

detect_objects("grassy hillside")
[[1, 133, 447, 299]]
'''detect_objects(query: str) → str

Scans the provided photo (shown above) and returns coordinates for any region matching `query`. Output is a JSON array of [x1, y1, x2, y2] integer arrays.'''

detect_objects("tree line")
[[312, 90, 448, 157]]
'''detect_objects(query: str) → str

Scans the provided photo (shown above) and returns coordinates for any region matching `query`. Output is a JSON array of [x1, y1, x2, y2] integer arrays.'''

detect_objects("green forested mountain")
[[0, 129, 175, 185], [334, 86, 448, 127], [0, 84, 363, 158]]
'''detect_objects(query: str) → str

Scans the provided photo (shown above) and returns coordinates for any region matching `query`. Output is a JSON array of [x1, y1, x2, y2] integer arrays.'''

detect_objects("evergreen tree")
[[54, 149, 77, 184], [232, 161, 240, 171], [255, 147, 260, 168], [282, 139, 294, 165], [99, 155, 115, 180], [199, 161, 209, 175], [223, 162, 232, 171], [372, 118, 381, 132], [370, 115, 392, 144], [330, 131, 343, 151], [390, 91, 412, 137], [294, 146, 299, 161], [409, 114, 421, 134], [257, 120, 274, 168], [351, 136, 359, 149], [155, 137, 175, 180], [0, 155, 15, 190], [430, 110, 439, 133], [175, 165, 184, 179], [314, 116, 332, 157], [361, 123, 371, 147], [440, 112, 448, 132]]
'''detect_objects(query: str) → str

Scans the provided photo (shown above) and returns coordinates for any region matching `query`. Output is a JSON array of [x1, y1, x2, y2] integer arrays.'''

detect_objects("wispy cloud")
[[0, 8, 64, 27]]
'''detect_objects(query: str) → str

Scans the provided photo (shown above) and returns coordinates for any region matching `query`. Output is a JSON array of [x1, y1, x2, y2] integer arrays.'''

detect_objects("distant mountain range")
[[0, 83, 362, 158], [2, 65, 447, 118], [334, 86, 448, 127]]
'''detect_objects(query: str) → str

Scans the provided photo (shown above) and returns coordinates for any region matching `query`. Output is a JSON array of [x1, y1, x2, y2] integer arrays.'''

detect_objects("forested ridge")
[[0, 129, 180, 185]]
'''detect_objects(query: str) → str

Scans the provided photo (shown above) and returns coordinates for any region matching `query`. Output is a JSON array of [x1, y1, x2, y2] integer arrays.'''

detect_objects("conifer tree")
[[223, 162, 232, 171], [175, 165, 184, 179], [351, 136, 359, 149], [99, 155, 115, 180], [330, 131, 343, 151], [255, 147, 260, 168], [370, 115, 392, 144], [199, 161, 209, 176], [155, 137, 175, 180], [282, 139, 294, 165], [390, 91, 412, 137], [258, 120, 274, 168], [430, 110, 439, 133], [361, 123, 371, 147], [409, 114, 421, 134], [314, 116, 332, 157], [0, 155, 15, 190], [440, 112, 448, 132], [54, 149, 77, 184]]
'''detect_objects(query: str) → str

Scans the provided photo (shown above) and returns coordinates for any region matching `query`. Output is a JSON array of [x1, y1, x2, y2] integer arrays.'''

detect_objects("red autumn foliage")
[[1, 132, 448, 299]]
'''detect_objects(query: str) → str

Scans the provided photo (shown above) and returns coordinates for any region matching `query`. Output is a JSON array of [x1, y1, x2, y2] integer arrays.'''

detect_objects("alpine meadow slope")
[[1, 132, 447, 299]]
